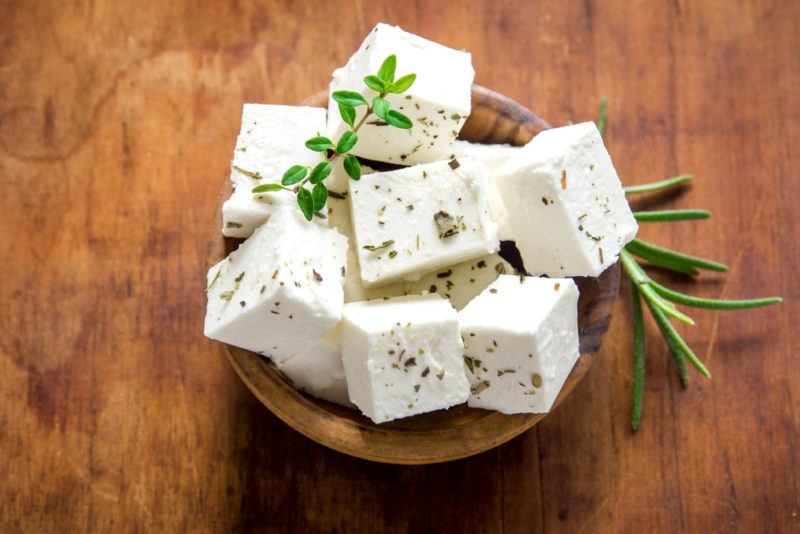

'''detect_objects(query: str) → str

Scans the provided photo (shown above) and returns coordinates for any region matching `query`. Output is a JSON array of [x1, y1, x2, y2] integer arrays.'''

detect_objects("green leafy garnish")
[[343, 155, 361, 181], [281, 165, 308, 186], [244, 54, 415, 220], [296, 187, 314, 221], [305, 136, 334, 152], [308, 161, 332, 185]]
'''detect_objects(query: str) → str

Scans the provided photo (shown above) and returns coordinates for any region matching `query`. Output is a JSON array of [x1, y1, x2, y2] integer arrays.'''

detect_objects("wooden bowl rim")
[[210, 84, 620, 464]]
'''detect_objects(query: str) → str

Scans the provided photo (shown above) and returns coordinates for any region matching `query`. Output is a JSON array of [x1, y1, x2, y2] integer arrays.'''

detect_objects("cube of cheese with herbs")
[[274, 328, 352, 406], [222, 104, 326, 238], [450, 140, 521, 171], [407, 253, 515, 310], [492, 121, 637, 276], [326, 23, 474, 165], [325, 162, 410, 302], [340, 294, 470, 423], [459, 275, 580, 414], [204, 206, 348, 362], [349, 157, 500, 286]]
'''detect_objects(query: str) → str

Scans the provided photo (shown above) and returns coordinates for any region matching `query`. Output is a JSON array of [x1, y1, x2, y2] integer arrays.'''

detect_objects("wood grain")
[[209, 86, 620, 464], [1, 0, 797, 531]]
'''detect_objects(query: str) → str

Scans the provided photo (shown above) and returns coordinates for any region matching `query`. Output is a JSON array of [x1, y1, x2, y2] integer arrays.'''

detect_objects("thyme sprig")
[[250, 55, 415, 221], [596, 99, 784, 431]]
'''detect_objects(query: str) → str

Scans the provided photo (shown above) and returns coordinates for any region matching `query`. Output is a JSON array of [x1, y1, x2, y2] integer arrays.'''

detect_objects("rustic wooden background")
[[1, 0, 797, 531]]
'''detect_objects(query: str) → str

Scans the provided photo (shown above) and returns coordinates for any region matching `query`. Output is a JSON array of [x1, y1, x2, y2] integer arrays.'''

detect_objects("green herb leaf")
[[649, 280, 783, 310], [207, 267, 222, 291], [377, 54, 397, 83], [343, 155, 361, 181], [630, 284, 645, 431], [626, 238, 729, 273], [309, 161, 332, 185], [625, 175, 693, 195], [296, 187, 314, 221], [338, 103, 356, 128], [305, 136, 334, 152], [362, 240, 394, 252], [336, 131, 358, 154], [385, 109, 412, 129], [597, 96, 607, 137], [281, 165, 308, 186], [388, 73, 416, 94], [332, 91, 368, 107], [372, 96, 390, 120], [634, 209, 711, 222], [312, 183, 328, 212], [364, 75, 386, 93], [251, 183, 287, 193]]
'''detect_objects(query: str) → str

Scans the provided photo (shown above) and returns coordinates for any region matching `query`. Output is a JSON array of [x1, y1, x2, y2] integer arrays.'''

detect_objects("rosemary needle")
[[649, 280, 783, 310], [624, 243, 701, 276], [624, 175, 694, 195], [634, 209, 711, 222], [626, 238, 729, 273], [631, 284, 645, 431], [647, 300, 691, 387]]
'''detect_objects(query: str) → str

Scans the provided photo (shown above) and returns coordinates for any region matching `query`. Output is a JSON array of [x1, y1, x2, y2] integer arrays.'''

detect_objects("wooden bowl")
[[206, 85, 621, 464]]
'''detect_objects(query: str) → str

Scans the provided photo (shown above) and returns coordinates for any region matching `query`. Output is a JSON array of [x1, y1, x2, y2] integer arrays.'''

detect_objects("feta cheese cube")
[[340, 294, 470, 423], [222, 104, 326, 238], [458, 275, 580, 414], [493, 122, 638, 276], [349, 157, 500, 286], [274, 328, 352, 406], [450, 140, 521, 171], [326, 23, 474, 165], [407, 253, 515, 310], [325, 162, 410, 302], [204, 206, 348, 362]]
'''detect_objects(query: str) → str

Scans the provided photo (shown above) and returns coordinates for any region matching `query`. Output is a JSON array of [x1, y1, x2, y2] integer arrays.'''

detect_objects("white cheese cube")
[[458, 275, 580, 414], [340, 294, 470, 423], [493, 122, 638, 276], [407, 254, 515, 310], [349, 157, 500, 286], [204, 206, 348, 362], [451, 140, 521, 171], [325, 162, 410, 302], [274, 328, 352, 406], [222, 104, 326, 238], [326, 23, 474, 165]]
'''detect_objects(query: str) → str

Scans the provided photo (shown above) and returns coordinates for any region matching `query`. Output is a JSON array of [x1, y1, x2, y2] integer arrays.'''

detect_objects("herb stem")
[[298, 100, 382, 190], [649, 280, 783, 310], [624, 175, 694, 195], [644, 296, 711, 378], [634, 209, 711, 222], [623, 242, 700, 276], [631, 283, 645, 431], [626, 238, 729, 273], [621, 250, 695, 325]]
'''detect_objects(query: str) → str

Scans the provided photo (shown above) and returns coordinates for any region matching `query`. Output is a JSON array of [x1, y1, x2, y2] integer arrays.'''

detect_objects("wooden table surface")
[[1, 0, 797, 531]]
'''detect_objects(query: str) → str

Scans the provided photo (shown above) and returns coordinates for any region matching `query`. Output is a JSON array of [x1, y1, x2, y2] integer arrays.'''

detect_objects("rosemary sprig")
[[597, 100, 783, 431], [247, 55, 416, 221]]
